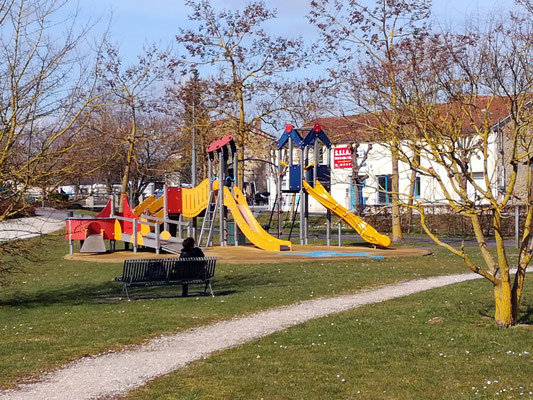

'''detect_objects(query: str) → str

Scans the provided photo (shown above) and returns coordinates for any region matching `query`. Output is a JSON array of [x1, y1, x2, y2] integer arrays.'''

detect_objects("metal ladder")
[[198, 189, 218, 247]]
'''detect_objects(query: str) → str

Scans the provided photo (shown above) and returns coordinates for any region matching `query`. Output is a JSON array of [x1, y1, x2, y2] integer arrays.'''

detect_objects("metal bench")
[[114, 257, 217, 300]]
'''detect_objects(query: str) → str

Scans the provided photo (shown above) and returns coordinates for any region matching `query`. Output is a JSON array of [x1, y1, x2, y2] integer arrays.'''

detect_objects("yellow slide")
[[303, 180, 391, 248], [133, 195, 155, 217], [223, 186, 292, 251]]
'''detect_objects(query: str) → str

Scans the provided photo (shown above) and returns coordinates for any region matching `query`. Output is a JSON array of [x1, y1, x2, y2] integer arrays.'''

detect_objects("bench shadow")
[[100, 289, 238, 302], [1, 282, 238, 307]]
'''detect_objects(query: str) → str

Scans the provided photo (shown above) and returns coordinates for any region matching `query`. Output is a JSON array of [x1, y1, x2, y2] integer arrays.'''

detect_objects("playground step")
[[160, 243, 181, 254], [144, 232, 183, 244]]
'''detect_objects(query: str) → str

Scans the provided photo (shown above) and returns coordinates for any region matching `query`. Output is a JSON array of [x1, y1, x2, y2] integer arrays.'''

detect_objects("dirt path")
[[1, 272, 482, 400]]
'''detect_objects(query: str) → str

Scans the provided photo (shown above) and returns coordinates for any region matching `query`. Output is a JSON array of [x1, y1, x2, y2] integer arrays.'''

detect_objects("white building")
[[269, 97, 516, 215]]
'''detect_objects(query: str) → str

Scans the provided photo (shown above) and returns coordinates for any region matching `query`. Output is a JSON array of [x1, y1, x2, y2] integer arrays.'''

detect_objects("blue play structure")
[[275, 123, 333, 245]]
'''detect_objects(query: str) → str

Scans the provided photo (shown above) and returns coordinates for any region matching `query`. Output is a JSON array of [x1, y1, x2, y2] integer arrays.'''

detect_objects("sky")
[[61, 0, 519, 136], [73, 0, 517, 68]]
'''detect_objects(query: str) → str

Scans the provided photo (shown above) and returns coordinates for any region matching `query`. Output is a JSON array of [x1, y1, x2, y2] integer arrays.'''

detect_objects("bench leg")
[[122, 284, 130, 301], [206, 282, 214, 297], [182, 284, 189, 297]]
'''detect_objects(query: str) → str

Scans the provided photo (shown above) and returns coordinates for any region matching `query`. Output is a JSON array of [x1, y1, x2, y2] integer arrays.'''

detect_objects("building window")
[[377, 174, 392, 204], [468, 172, 485, 200], [414, 176, 421, 198], [350, 176, 366, 209]]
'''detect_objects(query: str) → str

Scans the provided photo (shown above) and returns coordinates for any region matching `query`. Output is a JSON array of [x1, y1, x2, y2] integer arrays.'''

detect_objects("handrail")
[[113, 215, 156, 227], [112, 215, 154, 254], [140, 213, 190, 227]]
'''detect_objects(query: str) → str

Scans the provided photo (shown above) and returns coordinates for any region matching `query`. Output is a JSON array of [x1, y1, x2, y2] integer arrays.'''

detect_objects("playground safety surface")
[[64, 243, 431, 264]]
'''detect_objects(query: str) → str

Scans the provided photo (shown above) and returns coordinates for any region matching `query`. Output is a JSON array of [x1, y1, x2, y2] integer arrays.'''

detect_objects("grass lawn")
[[0, 229, 528, 395], [127, 279, 533, 400]]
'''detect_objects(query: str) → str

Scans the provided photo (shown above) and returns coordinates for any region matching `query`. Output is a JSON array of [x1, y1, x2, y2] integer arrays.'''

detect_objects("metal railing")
[[140, 213, 192, 240], [113, 215, 158, 254]]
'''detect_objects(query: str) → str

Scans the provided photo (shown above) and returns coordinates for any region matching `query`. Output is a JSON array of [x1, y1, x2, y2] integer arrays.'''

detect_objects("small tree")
[[384, 13, 533, 326], [350, 141, 373, 214], [163, 70, 216, 184], [97, 43, 171, 209], [0, 0, 110, 279]]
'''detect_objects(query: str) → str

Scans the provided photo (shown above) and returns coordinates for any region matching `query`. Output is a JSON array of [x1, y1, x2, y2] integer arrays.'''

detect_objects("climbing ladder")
[[198, 189, 218, 247]]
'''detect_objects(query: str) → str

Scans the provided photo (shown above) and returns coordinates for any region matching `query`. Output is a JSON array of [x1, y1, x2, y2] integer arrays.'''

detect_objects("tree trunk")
[[494, 278, 514, 326], [406, 168, 416, 234], [119, 147, 132, 214], [238, 146, 245, 190], [353, 180, 361, 214], [391, 146, 403, 242], [511, 267, 526, 323], [120, 106, 136, 213]]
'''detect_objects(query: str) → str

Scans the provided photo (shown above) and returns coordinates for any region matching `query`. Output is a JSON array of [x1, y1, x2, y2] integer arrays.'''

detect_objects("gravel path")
[[1, 271, 484, 400], [0, 209, 64, 241]]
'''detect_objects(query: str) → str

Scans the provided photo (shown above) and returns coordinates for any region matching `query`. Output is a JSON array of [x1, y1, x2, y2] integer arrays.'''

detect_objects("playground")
[[64, 125, 394, 261], [65, 242, 430, 264]]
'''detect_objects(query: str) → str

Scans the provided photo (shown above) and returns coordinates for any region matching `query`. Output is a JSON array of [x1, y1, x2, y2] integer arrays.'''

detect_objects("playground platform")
[[64, 243, 431, 265]]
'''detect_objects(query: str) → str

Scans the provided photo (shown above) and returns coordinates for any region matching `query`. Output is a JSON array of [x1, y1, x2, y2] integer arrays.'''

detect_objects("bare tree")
[[0, 0, 111, 279], [97, 43, 171, 210], [310, 0, 432, 243], [176, 0, 307, 188], [163, 70, 217, 185], [383, 9, 533, 326]]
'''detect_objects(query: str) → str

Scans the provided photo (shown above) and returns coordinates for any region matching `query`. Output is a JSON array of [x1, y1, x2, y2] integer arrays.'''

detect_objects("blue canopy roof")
[[277, 124, 304, 149], [301, 124, 331, 148]]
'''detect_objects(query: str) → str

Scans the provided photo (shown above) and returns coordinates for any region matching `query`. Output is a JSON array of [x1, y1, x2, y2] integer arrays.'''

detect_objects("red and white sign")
[[333, 147, 352, 169]]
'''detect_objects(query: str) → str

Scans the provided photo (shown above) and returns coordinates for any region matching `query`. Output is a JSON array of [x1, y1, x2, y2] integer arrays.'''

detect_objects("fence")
[[363, 205, 526, 241]]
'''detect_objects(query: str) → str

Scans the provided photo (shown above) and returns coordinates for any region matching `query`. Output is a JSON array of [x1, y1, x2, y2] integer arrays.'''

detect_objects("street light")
[[192, 101, 196, 187]]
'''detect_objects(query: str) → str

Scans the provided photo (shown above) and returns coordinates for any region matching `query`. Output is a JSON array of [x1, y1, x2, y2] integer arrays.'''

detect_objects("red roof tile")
[[306, 96, 530, 144]]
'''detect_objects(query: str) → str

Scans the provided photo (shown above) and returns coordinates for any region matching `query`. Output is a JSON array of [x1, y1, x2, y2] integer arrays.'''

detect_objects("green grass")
[[126, 279, 533, 400], [0, 230, 524, 393], [67, 209, 98, 216]]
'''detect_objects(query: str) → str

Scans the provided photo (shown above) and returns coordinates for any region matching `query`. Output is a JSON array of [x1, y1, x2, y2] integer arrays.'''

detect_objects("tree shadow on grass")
[[475, 302, 533, 326], [0, 282, 128, 308], [1, 263, 296, 308], [0, 280, 241, 307], [518, 304, 533, 325]]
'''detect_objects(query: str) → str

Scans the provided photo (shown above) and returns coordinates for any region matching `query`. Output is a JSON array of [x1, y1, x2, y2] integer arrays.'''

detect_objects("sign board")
[[333, 147, 352, 169]]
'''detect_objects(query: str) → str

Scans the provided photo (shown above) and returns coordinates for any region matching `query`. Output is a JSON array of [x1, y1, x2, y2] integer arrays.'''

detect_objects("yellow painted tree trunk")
[[391, 146, 403, 242], [494, 278, 513, 327]]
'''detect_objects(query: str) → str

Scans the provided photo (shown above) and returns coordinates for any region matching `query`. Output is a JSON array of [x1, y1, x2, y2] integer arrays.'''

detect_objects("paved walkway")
[[0, 209, 64, 241], [1, 272, 484, 400]]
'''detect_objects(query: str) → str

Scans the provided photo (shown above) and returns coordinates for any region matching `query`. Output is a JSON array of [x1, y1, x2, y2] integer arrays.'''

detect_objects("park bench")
[[114, 257, 217, 300]]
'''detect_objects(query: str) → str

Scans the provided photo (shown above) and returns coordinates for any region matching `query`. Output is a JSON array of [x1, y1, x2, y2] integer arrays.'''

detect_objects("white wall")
[[269, 133, 499, 213]]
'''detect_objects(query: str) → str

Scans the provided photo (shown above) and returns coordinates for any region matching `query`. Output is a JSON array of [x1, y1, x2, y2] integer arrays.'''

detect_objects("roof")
[[305, 96, 529, 144], [302, 113, 381, 144]]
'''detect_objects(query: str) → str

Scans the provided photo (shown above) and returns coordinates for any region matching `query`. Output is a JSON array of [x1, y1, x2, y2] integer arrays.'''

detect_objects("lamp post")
[[192, 101, 196, 187]]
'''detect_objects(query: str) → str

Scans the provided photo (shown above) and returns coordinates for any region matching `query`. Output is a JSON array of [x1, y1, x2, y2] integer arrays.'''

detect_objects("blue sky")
[[75, 0, 515, 69]]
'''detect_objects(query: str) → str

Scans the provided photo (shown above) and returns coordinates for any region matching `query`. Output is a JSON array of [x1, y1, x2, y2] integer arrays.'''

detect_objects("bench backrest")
[[122, 257, 217, 283]]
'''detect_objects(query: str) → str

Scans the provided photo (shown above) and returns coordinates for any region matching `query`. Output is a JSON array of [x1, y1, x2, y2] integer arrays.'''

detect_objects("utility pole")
[[192, 101, 196, 186], [190, 69, 200, 187]]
